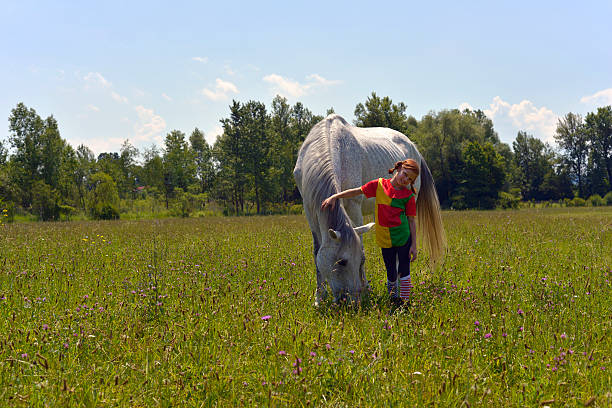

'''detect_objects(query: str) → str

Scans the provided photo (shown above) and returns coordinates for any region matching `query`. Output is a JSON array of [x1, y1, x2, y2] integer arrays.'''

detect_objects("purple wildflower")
[[484, 333, 492, 339], [261, 315, 271, 321]]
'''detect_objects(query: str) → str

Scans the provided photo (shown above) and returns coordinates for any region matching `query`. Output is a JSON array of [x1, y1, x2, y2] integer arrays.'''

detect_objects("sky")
[[1, 0, 611, 155]]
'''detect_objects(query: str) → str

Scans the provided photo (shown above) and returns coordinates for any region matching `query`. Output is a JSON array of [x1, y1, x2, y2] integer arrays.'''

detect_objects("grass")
[[0, 207, 610, 406]]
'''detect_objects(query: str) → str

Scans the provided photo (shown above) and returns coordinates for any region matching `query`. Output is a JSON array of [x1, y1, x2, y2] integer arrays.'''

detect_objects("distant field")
[[0, 208, 610, 407]]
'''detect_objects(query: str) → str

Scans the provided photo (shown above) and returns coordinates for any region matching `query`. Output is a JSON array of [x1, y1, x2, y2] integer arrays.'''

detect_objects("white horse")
[[293, 114, 446, 304]]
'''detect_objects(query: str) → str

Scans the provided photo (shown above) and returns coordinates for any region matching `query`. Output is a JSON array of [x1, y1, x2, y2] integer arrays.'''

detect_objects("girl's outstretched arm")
[[321, 187, 364, 211]]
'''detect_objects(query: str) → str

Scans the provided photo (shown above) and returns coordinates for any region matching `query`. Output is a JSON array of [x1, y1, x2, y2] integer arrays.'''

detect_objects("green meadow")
[[0, 207, 610, 407]]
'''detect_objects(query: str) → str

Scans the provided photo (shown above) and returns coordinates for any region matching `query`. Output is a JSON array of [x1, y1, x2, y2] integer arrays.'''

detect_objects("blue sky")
[[2, 0, 611, 154]]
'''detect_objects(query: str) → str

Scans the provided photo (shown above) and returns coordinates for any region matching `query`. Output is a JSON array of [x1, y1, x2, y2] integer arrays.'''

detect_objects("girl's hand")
[[321, 195, 337, 211], [409, 245, 418, 262]]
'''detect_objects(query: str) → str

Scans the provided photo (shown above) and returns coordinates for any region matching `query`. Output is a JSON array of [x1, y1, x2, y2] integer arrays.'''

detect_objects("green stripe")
[[389, 213, 411, 247], [390, 193, 415, 209]]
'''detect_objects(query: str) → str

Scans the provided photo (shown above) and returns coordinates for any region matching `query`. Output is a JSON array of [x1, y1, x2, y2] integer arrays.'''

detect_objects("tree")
[[457, 141, 505, 209], [354, 92, 415, 135], [162, 130, 195, 208], [415, 109, 509, 208], [512, 131, 556, 201], [141, 145, 164, 195], [235, 101, 270, 214], [0, 139, 7, 167], [88, 172, 120, 219], [39, 115, 66, 190], [119, 140, 140, 198], [555, 113, 588, 197], [31, 180, 59, 221], [269, 96, 293, 203], [8, 103, 45, 207], [585, 106, 612, 191], [189, 128, 215, 194]]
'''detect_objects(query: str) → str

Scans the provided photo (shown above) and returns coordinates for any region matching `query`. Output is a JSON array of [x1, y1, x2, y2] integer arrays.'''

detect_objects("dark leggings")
[[381, 236, 412, 282]]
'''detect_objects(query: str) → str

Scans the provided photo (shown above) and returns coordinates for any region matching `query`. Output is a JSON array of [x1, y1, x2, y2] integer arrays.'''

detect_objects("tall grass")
[[0, 208, 610, 406]]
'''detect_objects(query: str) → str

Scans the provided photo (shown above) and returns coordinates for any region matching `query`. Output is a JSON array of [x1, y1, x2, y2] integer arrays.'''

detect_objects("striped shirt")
[[361, 178, 416, 248]]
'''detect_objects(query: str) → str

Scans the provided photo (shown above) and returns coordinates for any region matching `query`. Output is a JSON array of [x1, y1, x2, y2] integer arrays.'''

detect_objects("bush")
[[289, 204, 303, 215], [88, 172, 120, 220], [58, 205, 77, 221], [31, 181, 59, 221], [587, 194, 605, 207], [604, 191, 612, 206], [0, 198, 15, 222], [98, 204, 120, 220], [498, 191, 520, 209], [569, 197, 586, 207]]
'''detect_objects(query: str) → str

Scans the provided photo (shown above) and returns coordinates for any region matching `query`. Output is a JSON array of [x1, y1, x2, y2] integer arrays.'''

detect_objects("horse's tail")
[[417, 157, 446, 265]]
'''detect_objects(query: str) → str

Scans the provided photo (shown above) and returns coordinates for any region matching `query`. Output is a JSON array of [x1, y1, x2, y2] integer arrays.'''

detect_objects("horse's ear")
[[328, 228, 341, 241], [354, 222, 374, 235]]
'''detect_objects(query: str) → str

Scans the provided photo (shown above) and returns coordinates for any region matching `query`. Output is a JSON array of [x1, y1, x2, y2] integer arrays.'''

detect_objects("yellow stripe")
[[377, 226, 392, 248], [375, 179, 392, 247], [375, 178, 392, 205]]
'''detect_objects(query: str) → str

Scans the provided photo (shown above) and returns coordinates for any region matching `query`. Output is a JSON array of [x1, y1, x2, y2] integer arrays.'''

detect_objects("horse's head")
[[316, 222, 374, 303]]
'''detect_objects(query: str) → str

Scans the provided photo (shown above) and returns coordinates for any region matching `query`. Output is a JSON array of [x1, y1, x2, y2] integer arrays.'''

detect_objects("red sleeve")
[[405, 195, 416, 217], [360, 179, 378, 198]]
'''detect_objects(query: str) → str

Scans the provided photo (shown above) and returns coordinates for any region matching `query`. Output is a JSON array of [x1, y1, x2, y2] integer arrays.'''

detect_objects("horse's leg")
[[312, 231, 328, 306], [343, 198, 370, 291]]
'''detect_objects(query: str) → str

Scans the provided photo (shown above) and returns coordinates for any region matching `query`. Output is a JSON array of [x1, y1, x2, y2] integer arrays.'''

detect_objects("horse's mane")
[[300, 116, 356, 242]]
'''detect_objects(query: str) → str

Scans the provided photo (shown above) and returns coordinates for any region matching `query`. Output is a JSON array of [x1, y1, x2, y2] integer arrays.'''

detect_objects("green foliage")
[[88, 172, 120, 220], [585, 106, 612, 188], [354, 92, 416, 135], [587, 194, 605, 207], [4, 100, 612, 218], [31, 180, 59, 221], [289, 203, 303, 214], [457, 141, 505, 209], [569, 197, 586, 207], [498, 190, 521, 209], [604, 191, 612, 205], [416, 109, 507, 207], [0, 199, 14, 223], [555, 113, 588, 197]]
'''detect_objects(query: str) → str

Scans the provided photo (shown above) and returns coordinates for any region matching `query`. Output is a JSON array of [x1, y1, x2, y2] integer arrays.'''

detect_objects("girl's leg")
[[381, 247, 399, 298], [396, 237, 413, 301]]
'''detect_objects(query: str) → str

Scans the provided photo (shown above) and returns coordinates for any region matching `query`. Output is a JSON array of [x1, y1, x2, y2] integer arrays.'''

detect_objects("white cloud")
[[111, 91, 128, 104], [263, 74, 307, 98], [162, 93, 173, 102], [224, 65, 236, 76], [192, 56, 209, 63], [133, 105, 166, 144], [84, 72, 111, 88], [86, 104, 100, 112], [580, 88, 612, 105], [306, 73, 342, 87], [201, 78, 239, 101], [483, 96, 558, 143], [263, 73, 341, 98]]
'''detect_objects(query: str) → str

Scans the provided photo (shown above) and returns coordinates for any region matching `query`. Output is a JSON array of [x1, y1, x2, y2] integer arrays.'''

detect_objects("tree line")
[[1, 94, 611, 221]]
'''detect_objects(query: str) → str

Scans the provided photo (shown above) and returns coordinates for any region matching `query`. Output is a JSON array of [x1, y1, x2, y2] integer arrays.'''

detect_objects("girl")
[[321, 159, 420, 304]]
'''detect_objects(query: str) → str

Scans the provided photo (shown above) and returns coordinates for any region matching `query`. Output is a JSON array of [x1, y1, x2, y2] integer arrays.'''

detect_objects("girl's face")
[[394, 168, 418, 188]]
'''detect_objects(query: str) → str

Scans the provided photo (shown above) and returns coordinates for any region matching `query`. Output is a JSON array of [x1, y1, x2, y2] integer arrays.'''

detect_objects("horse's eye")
[[337, 259, 348, 267]]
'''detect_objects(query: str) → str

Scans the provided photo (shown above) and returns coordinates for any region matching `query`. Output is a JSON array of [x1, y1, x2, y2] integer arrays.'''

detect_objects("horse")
[[293, 114, 446, 305]]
